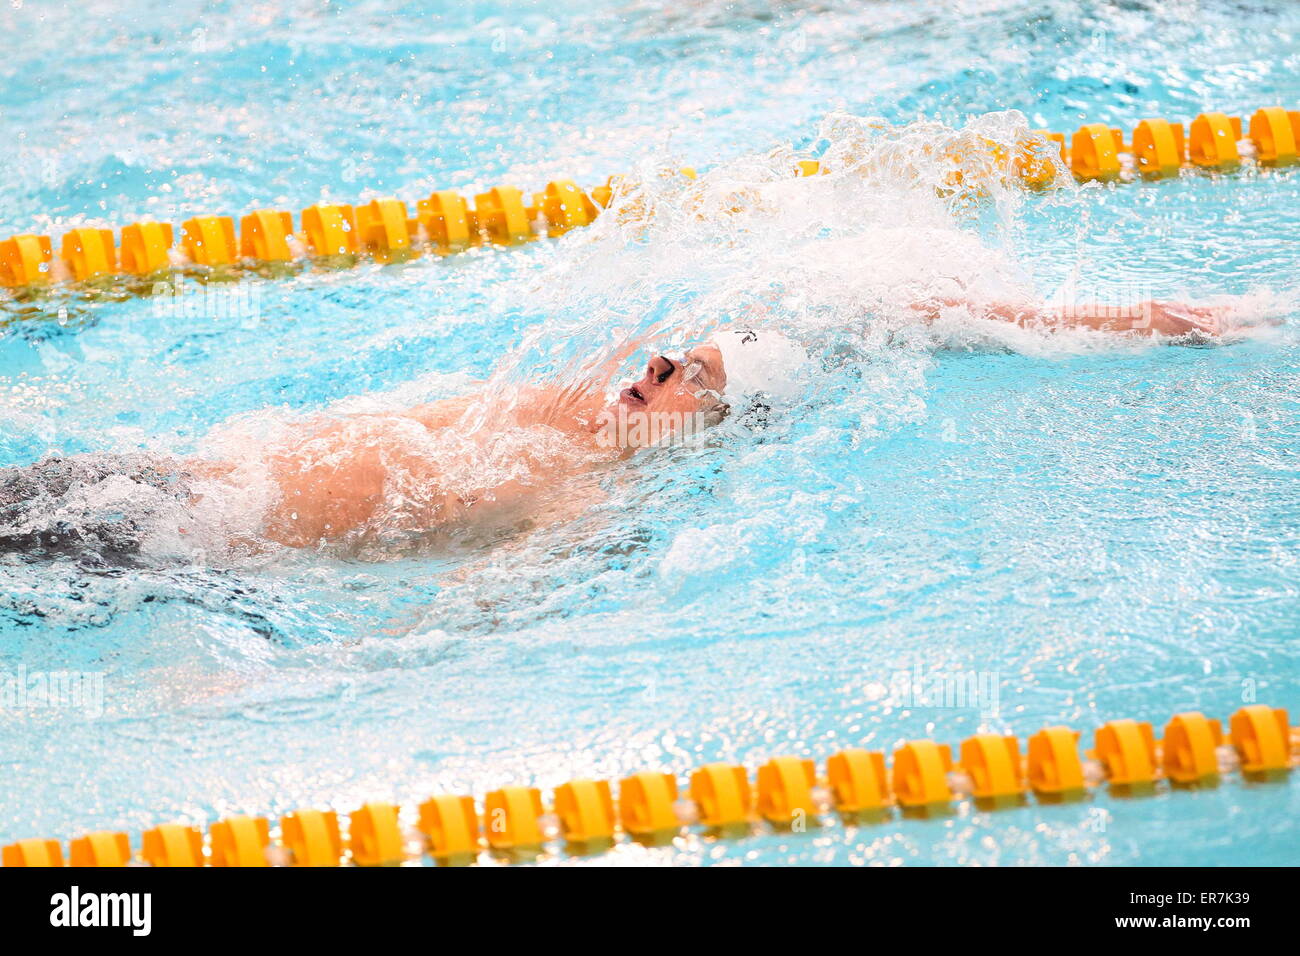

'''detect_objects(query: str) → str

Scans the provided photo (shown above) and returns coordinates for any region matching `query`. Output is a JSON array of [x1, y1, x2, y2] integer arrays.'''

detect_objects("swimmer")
[[0, 293, 1245, 556], [251, 337, 733, 548]]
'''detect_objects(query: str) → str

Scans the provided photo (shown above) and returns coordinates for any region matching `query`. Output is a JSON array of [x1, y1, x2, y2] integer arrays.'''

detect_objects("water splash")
[[3, 110, 1294, 569]]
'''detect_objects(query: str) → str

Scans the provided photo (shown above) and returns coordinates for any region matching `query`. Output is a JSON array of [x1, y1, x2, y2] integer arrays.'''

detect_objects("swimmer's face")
[[604, 344, 728, 450], [617, 345, 726, 417]]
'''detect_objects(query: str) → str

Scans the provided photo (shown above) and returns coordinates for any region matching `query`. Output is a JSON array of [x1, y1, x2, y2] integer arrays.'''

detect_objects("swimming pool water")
[[1, 0, 1298, 865]]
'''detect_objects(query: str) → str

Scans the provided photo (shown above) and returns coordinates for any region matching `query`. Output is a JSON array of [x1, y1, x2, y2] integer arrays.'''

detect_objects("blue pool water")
[[1, 0, 1298, 865]]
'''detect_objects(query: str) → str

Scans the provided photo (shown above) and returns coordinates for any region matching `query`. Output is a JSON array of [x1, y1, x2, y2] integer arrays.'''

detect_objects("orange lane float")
[[3, 104, 1295, 294], [2, 704, 1292, 868], [483, 786, 545, 851], [120, 221, 173, 274]]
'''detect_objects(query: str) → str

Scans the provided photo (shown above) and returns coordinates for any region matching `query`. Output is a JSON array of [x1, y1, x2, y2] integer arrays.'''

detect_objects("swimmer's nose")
[[640, 355, 672, 388]]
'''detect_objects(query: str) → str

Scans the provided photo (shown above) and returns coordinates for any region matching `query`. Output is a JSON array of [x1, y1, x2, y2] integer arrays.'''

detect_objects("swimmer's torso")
[[254, 384, 614, 548]]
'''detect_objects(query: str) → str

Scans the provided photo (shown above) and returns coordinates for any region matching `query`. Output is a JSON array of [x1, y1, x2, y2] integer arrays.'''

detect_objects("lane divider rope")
[[0, 106, 1296, 296], [2, 703, 1294, 867]]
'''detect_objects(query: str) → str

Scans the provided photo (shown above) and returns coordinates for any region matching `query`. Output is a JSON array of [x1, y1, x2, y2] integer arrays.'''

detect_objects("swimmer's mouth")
[[620, 385, 646, 406]]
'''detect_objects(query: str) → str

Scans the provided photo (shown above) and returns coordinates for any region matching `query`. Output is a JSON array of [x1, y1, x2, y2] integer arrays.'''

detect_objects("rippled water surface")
[[1, 0, 1298, 864]]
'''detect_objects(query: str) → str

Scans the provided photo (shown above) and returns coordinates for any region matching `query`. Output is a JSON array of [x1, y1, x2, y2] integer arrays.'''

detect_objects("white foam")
[[19, 109, 1294, 565], [711, 327, 809, 402]]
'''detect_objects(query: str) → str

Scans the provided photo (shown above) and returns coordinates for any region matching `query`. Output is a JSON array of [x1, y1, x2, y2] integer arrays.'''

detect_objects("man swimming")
[[252, 337, 732, 548], [0, 294, 1239, 557]]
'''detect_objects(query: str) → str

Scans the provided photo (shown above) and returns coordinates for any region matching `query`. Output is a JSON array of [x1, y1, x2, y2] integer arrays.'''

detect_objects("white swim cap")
[[710, 328, 808, 402]]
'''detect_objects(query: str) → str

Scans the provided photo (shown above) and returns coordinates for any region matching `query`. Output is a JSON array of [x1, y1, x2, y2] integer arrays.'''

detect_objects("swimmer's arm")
[[1034, 301, 1227, 336], [914, 297, 1227, 337]]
